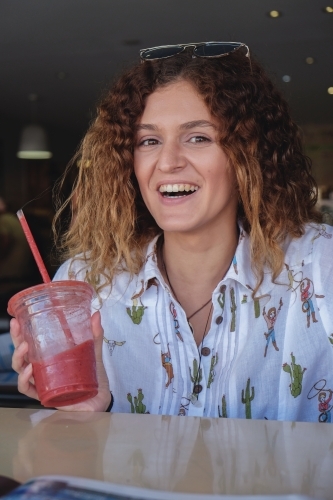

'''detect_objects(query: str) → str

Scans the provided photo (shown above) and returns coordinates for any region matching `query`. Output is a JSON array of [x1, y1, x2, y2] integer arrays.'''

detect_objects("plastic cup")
[[8, 280, 98, 407]]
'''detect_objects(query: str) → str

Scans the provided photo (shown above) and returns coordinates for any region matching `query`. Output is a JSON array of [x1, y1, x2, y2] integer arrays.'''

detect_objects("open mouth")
[[159, 184, 198, 198]]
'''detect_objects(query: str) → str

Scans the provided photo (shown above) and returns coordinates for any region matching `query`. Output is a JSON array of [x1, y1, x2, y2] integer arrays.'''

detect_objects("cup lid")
[[7, 280, 94, 317]]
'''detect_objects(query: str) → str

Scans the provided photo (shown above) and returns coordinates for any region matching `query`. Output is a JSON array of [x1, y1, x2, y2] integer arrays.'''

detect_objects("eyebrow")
[[136, 124, 158, 131], [180, 120, 217, 130], [136, 120, 217, 131]]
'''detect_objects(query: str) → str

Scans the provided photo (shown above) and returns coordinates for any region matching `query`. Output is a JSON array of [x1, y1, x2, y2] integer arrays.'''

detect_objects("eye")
[[188, 135, 211, 144], [137, 138, 160, 147]]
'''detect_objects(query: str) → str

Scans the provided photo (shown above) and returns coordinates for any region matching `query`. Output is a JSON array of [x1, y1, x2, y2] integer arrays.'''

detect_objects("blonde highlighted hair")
[[54, 49, 321, 294]]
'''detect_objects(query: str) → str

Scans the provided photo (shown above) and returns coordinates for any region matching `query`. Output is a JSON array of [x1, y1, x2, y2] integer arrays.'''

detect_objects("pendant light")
[[17, 93, 52, 159]]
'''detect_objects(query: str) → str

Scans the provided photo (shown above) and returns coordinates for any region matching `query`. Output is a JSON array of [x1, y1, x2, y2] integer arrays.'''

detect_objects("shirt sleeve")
[[53, 256, 90, 283], [312, 225, 333, 335], [53, 259, 72, 281]]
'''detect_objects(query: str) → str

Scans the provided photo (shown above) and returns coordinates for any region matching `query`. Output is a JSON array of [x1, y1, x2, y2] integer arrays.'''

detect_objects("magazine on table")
[[0, 474, 317, 500]]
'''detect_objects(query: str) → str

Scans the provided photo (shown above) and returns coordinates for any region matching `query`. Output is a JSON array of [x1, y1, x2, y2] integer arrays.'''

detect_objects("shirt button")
[[201, 347, 211, 356], [219, 285, 226, 293], [193, 384, 203, 394], [215, 315, 223, 325]]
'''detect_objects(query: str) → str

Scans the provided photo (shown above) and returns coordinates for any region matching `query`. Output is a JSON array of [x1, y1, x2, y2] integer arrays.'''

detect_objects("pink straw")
[[17, 210, 51, 283], [17, 209, 75, 346]]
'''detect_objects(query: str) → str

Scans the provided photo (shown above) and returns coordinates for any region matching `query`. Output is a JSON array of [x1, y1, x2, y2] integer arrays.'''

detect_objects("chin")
[[159, 225, 189, 234], [159, 223, 200, 234], [156, 221, 189, 232]]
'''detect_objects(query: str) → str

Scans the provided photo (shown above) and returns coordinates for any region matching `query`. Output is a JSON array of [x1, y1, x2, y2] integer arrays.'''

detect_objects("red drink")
[[8, 281, 98, 407], [33, 339, 98, 407]]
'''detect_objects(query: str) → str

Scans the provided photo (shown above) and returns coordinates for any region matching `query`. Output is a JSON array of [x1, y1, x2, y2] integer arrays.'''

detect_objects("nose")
[[156, 140, 187, 173]]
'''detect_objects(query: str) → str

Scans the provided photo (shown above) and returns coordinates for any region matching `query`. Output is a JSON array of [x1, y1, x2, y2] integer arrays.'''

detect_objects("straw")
[[17, 210, 51, 283], [17, 209, 75, 346]]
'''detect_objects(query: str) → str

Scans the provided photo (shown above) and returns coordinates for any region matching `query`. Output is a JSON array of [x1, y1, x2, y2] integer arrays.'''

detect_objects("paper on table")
[[0, 474, 318, 500]]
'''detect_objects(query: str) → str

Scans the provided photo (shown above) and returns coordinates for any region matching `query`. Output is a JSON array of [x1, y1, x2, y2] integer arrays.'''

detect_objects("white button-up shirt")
[[54, 223, 333, 422]]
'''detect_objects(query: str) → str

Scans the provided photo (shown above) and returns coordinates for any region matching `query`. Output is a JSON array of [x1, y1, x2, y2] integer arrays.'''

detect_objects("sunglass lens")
[[194, 42, 241, 57], [141, 46, 183, 60]]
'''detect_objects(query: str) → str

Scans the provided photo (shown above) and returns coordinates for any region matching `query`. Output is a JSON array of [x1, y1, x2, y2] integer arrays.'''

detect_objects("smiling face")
[[133, 80, 238, 236]]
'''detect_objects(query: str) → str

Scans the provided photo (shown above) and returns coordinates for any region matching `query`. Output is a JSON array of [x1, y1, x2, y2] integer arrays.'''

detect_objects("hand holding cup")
[[11, 310, 111, 412]]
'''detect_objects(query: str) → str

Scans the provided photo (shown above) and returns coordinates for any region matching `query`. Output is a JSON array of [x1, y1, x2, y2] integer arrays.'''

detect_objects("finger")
[[10, 318, 24, 349], [12, 341, 29, 373], [17, 363, 39, 401], [91, 311, 111, 406], [91, 311, 104, 361], [91, 310, 104, 338]]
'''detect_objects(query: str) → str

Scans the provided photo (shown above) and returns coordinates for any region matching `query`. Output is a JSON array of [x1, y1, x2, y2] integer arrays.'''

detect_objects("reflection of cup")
[[12, 411, 107, 482], [8, 281, 98, 407]]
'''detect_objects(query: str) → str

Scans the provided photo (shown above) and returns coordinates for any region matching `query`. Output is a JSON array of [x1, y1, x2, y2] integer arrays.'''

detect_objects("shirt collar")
[[135, 235, 165, 295], [221, 226, 275, 298], [136, 225, 276, 301]]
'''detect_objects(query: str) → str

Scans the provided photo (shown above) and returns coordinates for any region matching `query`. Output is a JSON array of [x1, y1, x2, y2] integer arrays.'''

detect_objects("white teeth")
[[159, 184, 198, 193]]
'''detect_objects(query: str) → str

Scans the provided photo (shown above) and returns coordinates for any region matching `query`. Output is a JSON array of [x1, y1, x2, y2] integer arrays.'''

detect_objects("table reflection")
[[2, 409, 333, 499]]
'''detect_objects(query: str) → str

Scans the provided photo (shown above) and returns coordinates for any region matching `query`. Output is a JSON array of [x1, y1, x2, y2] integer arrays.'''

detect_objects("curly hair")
[[54, 48, 321, 294]]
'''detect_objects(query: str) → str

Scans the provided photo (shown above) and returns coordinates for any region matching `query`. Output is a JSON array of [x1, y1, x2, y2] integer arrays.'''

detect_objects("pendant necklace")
[[161, 246, 214, 407], [161, 253, 212, 333]]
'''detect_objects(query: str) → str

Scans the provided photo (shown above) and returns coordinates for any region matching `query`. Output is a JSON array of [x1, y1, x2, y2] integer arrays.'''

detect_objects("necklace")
[[161, 246, 213, 407], [188, 301, 213, 406], [161, 252, 212, 332], [159, 237, 236, 407]]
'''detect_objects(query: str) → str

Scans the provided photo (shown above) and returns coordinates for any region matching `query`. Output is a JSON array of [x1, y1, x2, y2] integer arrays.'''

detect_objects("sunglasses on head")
[[140, 41, 250, 61]]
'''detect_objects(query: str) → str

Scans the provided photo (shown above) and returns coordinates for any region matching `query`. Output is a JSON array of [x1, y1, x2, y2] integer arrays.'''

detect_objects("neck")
[[159, 224, 239, 346], [160, 224, 239, 288]]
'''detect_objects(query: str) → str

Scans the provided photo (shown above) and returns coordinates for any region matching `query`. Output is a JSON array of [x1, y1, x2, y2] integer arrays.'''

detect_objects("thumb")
[[91, 311, 104, 358]]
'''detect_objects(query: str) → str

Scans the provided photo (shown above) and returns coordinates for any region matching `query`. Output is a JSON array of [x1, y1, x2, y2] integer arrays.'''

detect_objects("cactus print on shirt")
[[54, 223, 333, 422]]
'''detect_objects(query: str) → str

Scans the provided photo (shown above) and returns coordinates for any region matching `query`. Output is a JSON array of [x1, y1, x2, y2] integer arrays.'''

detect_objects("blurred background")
[[0, 0, 332, 324]]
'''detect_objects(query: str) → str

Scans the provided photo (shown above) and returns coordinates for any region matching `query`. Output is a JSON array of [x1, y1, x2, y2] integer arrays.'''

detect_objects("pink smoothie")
[[33, 339, 98, 407]]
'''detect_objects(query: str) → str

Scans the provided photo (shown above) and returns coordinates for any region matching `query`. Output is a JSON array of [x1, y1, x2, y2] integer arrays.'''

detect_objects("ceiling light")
[[268, 10, 282, 17], [17, 94, 52, 160], [282, 75, 291, 83], [305, 57, 315, 64], [328, 87, 333, 94], [323, 6, 333, 13], [17, 125, 52, 159]]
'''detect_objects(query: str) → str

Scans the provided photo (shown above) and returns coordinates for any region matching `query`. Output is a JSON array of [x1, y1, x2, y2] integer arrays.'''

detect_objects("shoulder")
[[53, 255, 91, 282], [53, 255, 133, 297], [281, 223, 333, 297], [283, 223, 333, 267], [53, 237, 160, 301]]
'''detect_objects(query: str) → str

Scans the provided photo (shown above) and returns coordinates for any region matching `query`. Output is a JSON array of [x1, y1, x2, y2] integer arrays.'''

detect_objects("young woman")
[[11, 42, 333, 422]]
